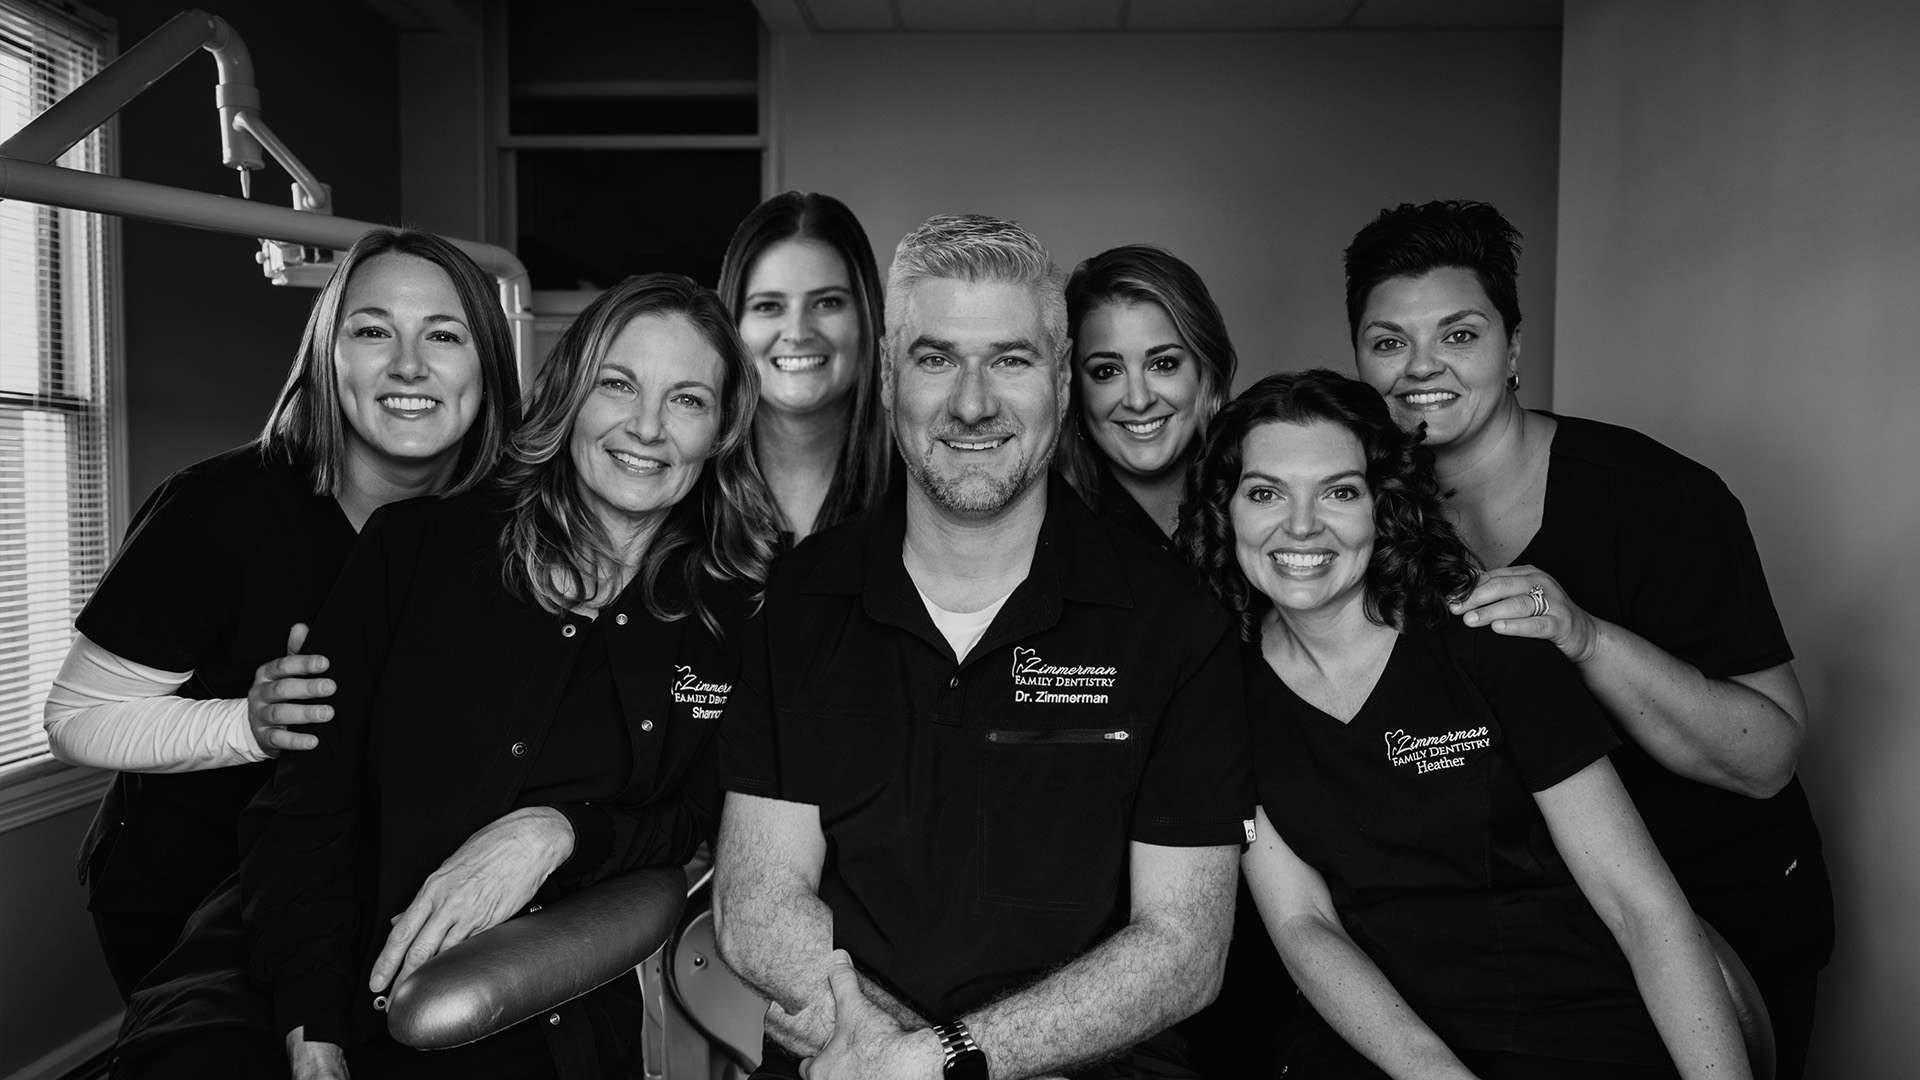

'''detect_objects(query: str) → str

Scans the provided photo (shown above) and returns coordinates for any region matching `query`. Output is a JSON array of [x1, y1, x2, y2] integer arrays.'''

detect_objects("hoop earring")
[[1506, 372, 1521, 393]]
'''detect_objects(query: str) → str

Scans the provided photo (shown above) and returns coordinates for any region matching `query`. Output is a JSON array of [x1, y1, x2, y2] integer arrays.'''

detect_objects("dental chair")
[[386, 876, 1776, 1080], [387, 860, 764, 1079]]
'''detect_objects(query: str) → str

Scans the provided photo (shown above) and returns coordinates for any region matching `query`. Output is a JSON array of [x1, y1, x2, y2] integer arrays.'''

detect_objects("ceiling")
[[750, 0, 1563, 33]]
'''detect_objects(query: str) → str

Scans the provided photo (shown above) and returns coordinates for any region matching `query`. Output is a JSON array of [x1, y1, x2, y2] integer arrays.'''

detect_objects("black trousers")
[[93, 909, 189, 1002], [114, 1022, 560, 1080]]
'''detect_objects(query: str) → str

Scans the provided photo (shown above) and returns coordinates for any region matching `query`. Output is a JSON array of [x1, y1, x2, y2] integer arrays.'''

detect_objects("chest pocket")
[[976, 723, 1144, 912]]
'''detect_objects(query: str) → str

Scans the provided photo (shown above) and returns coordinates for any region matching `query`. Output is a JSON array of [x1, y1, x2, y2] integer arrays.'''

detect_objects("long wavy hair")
[[1177, 369, 1479, 641], [262, 228, 521, 494], [1056, 245, 1238, 504], [497, 274, 778, 633], [717, 192, 892, 532]]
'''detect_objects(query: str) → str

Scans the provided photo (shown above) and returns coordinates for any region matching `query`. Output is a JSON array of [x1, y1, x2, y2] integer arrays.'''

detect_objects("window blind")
[[0, 0, 115, 774]]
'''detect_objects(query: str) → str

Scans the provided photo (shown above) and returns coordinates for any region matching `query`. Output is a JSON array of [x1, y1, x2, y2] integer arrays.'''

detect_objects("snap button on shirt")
[[511, 741, 527, 757], [562, 624, 577, 638], [640, 719, 654, 732], [615, 613, 628, 625]]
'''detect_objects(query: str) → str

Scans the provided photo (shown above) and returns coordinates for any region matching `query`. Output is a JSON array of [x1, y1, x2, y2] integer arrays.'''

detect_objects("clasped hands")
[[796, 951, 946, 1080]]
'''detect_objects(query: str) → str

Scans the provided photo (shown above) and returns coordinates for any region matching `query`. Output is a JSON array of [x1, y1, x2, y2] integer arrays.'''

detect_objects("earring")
[[1506, 372, 1521, 393]]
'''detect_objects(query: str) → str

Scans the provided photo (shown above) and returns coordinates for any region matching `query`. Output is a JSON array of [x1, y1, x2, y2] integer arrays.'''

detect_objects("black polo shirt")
[[720, 476, 1252, 1021]]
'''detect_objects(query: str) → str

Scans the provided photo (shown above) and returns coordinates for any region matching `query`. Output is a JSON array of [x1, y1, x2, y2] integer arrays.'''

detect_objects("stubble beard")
[[903, 426, 1060, 516]]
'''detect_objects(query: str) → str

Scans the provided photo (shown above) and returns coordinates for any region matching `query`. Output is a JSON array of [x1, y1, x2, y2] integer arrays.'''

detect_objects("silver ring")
[[1528, 585, 1548, 618]]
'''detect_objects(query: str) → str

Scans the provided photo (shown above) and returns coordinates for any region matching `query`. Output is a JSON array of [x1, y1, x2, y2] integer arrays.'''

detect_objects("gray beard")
[[901, 450, 1034, 515]]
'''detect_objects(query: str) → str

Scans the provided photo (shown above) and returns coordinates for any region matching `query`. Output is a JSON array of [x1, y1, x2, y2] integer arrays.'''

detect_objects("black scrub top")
[[720, 476, 1253, 1021], [1252, 621, 1674, 1067], [1080, 457, 1176, 556], [74, 443, 356, 915], [1518, 414, 1832, 978], [244, 491, 739, 1063]]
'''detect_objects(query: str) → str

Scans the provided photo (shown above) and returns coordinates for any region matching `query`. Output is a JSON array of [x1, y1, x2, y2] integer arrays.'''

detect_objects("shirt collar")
[[799, 473, 1134, 614], [1090, 457, 1175, 553]]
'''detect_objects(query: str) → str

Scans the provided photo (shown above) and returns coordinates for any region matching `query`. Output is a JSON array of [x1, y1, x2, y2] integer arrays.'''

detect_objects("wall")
[[768, 29, 1564, 400], [1554, 3, 1920, 1075], [110, 0, 405, 508], [0, 3, 402, 1075], [0, 805, 121, 1078]]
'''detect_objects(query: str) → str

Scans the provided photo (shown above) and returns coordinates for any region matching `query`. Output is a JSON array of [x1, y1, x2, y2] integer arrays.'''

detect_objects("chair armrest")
[[387, 865, 688, 1049]]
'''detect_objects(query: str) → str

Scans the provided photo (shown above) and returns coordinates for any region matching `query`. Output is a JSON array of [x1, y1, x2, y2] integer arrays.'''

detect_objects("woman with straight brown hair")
[[718, 191, 892, 540], [47, 228, 521, 1000]]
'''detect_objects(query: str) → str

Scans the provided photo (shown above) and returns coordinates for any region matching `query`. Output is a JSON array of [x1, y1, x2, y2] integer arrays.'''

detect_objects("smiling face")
[[737, 239, 862, 419], [886, 277, 1064, 517], [334, 252, 484, 482], [569, 313, 726, 545], [1231, 419, 1376, 620], [1074, 300, 1206, 482], [1354, 266, 1521, 450]]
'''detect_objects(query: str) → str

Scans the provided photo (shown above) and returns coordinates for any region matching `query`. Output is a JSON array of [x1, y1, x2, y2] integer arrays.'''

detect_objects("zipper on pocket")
[[986, 728, 1131, 745]]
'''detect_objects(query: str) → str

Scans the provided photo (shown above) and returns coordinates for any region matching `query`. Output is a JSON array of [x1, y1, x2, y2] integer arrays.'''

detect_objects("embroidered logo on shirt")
[[672, 665, 733, 720], [1383, 726, 1490, 775], [1010, 646, 1118, 704]]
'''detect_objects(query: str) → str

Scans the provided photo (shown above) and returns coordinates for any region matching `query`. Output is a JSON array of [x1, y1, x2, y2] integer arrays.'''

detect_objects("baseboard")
[[2, 1012, 120, 1080]]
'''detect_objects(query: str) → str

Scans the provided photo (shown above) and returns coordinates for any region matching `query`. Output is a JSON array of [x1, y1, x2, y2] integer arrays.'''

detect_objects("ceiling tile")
[[1125, 0, 1358, 31], [896, 0, 1125, 32], [803, 0, 899, 31], [1349, 0, 1562, 30], [750, 0, 812, 32]]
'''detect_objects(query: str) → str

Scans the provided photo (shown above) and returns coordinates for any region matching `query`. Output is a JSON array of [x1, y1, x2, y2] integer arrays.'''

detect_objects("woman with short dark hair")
[[1344, 198, 1830, 1077], [718, 191, 890, 540], [1182, 369, 1751, 1080], [46, 228, 521, 999]]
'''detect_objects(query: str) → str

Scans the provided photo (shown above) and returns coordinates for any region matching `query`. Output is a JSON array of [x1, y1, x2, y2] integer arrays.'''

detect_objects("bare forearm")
[[1274, 917, 1476, 1080], [964, 914, 1225, 1079], [713, 878, 837, 1054], [1577, 621, 1801, 796], [713, 880, 927, 1056], [1615, 905, 1752, 1080]]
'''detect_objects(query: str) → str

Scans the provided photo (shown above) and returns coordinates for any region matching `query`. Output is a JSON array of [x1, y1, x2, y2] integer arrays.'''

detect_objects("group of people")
[[44, 193, 1830, 1080]]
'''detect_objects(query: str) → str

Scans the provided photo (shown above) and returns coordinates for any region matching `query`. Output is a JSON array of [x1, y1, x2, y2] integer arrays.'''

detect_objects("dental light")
[[0, 9, 537, 379]]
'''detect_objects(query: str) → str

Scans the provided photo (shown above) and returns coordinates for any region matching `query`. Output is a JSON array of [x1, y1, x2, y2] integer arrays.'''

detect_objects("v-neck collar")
[[1257, 632, 1404, 728]]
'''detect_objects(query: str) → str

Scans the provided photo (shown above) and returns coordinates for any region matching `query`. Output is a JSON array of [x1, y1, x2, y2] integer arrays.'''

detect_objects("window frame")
[[0, 0, 125, 830]]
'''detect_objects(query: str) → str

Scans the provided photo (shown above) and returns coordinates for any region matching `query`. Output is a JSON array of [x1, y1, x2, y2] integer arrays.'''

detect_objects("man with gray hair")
[[715, 214, 1251, 1080]]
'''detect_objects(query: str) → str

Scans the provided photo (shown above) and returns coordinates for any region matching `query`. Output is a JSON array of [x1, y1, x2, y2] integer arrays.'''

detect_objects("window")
[[0, 0, 118, 784]]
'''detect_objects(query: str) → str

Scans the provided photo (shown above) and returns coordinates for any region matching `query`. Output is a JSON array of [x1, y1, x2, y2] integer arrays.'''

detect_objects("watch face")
[[946, 1047, 989, 1080]]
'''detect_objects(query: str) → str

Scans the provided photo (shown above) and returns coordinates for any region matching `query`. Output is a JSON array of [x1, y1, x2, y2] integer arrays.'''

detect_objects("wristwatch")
[[930, 1019, 988, 1080]]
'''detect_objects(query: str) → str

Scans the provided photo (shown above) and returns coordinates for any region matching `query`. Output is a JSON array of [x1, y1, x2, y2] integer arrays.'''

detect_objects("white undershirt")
[[916, 586, 1014, 663], [43, 632, 263, 772]]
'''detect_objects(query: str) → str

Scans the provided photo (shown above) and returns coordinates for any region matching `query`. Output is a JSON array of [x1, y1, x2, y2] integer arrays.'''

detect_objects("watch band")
[[930, 1019, 989, 1080]]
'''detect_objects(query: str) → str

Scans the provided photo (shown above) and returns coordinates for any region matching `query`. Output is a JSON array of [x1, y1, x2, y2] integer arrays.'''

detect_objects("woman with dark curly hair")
[[1179, 370, 1750, 1080]]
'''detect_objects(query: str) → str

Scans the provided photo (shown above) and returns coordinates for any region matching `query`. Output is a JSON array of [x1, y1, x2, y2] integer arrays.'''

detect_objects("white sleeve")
[[43, 633, 265, 772]]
